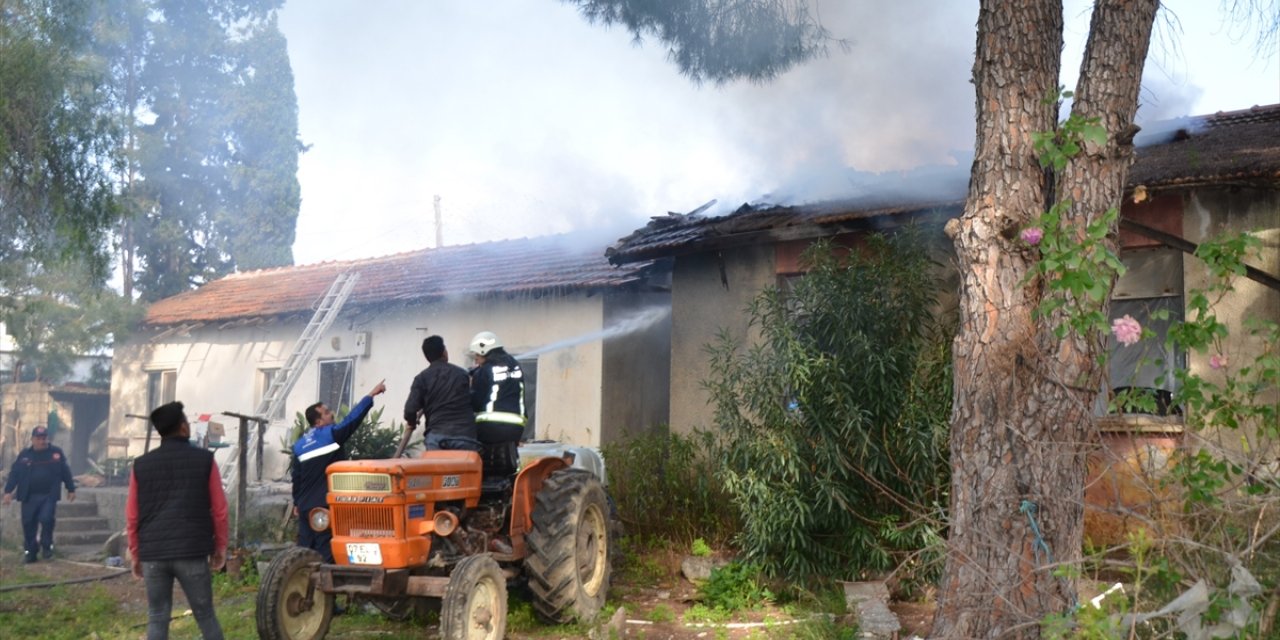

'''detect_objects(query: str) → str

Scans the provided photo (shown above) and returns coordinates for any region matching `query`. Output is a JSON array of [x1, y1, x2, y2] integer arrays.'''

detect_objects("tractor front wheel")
[[255, 547, 333, 640], [441, 554, 508, 640], [526, 468, 611, 623]]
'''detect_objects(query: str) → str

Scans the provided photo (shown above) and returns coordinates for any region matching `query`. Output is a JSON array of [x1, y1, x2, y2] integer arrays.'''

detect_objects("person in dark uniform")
[[3, 425, 76, 563], [291, 380, 386, 562], [126, 402, 228, 640], [467, 331, 527, 443], [404, 335, 481, 452]]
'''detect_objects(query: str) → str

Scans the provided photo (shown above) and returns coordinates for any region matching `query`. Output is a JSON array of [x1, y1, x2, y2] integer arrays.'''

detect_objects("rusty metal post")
[[125, 413, 151, 453], [236, 414, 248, 547], [221, 411, 270, 548], [256, 421, 265, 481]]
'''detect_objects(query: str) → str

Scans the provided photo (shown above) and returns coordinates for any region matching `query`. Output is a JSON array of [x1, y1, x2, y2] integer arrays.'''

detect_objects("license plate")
[[346, 543, 382, 565]]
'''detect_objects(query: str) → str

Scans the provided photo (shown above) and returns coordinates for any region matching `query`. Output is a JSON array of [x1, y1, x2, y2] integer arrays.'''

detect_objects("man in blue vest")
[[3, 425, 76, 563], [291, 380, 386, 562]]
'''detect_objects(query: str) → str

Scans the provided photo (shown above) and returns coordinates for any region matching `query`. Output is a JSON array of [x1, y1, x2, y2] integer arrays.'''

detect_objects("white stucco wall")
[[110, 291, 614, 480]]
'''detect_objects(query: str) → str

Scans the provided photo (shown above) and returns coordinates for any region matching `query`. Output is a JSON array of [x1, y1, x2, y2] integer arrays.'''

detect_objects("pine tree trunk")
[[932, 1, 1157, 637]]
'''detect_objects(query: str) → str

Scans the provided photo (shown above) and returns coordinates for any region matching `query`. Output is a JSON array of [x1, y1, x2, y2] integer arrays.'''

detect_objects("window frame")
[[317, 358, 355, 413]]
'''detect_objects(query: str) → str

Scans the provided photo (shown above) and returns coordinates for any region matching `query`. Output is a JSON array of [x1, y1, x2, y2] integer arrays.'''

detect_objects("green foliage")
[[602, 427, 739, 548], [280, 405, 417, 467], [562, 0, 835, 85], [1039, 230, 1280, 637], [691, 538, 712, 557], [647, 603, 676, 623], [705, 229, 952, 586], [1, 258, 140, 383], [124, 0, 302, 300], [0, 1, 120, 293], [1031, 107, 1108, 172], [699, 561, 774, 612]]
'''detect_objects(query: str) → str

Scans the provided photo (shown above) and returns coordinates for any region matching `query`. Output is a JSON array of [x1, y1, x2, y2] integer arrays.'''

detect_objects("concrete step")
[[54, 528, 113, 546], [57, 515, 112, 532], [54, 542, 111, 562], [58, 500, 100, 518]]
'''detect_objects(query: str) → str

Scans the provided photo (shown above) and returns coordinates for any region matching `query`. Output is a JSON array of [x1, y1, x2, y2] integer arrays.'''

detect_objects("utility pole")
[[433, 195, 444, 248]]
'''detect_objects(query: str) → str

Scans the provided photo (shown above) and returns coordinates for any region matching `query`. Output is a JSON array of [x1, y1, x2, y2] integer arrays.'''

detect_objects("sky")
[[278, 1, 1280, 266]]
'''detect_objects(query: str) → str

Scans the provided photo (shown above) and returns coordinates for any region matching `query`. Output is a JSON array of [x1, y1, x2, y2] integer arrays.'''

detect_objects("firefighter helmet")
[[469, 331, 501, 356]]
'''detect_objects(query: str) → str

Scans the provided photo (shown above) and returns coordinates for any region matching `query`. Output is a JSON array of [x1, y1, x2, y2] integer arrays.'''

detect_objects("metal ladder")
[[220, 270, 361, 489]]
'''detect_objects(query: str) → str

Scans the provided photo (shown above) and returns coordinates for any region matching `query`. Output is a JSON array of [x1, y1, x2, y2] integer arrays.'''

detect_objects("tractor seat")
[[476, 420, 524, 445], [479, 440, 520, 495]]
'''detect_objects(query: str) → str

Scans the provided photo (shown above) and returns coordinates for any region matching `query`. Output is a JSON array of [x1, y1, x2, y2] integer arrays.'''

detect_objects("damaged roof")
[[609, 103, 1280, 265], [1129, 103, 1280, 188], [145, 234, 655, 327]]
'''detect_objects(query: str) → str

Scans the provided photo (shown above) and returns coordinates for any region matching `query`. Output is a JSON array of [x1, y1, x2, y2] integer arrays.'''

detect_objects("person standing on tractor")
[[403, 335, 481, 452], [291, 380, 386, 562], [2, 425, 76, 563], [468, 331, 527, 443]]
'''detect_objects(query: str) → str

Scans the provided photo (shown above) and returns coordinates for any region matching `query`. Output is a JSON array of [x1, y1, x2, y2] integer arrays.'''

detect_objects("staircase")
[[54, 496, 114, 560]]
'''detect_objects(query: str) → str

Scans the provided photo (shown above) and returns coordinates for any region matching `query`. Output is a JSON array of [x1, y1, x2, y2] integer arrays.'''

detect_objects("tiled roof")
[[609, 103, 1280, 264], [144, 234, 655, 326], [1129, 103, 1280, 188]]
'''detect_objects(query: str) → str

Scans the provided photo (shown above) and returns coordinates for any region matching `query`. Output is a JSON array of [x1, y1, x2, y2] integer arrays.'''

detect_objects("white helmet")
[[469, 331, 501, 356]]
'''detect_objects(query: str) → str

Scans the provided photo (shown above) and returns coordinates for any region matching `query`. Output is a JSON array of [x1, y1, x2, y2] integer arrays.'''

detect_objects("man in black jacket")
[[2, 425, 76, 563], [404, 335, 481, 452], [127, 402, 228, 640]]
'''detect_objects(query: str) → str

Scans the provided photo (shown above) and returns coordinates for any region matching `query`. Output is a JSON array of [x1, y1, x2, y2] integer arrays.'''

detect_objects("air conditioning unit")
[[354, 331, 371, 357]]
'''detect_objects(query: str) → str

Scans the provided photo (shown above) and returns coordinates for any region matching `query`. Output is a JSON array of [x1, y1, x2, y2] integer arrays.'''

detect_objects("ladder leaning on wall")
[[219, 270, 361, 492]]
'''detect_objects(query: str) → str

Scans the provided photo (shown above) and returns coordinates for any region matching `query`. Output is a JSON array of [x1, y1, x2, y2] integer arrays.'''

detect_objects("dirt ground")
[[0, 546, 935, 639]]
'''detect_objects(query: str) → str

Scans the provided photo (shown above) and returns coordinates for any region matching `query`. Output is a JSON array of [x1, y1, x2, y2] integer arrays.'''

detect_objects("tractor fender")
[[508, 454, 572, 555]]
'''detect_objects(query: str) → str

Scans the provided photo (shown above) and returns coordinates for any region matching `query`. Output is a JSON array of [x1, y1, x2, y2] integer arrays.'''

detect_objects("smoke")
[[515, 306, 671, 359]]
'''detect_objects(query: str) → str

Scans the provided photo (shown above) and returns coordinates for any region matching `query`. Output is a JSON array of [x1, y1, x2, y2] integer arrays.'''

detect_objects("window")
[[518, 357, 538, 440], [318, 359, 353, 412], [147, 370, 176, 411], [258, 368, 286, 420], [1106, 248, 1185, 416]]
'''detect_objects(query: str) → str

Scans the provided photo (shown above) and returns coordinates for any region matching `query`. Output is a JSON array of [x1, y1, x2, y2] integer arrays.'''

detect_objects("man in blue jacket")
[[3, 425, 76, 563], [291, 380, 386, 562]]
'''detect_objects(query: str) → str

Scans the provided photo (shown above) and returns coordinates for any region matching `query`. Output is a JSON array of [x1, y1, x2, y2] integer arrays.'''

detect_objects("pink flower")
[[1020, 227, 1044, 245], [1111, 315, 1142, 346], [1210, 354, 1228, 370]]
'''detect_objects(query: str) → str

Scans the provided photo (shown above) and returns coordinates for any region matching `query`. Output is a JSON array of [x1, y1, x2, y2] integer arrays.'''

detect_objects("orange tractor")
[[255, 445, 612, 640]]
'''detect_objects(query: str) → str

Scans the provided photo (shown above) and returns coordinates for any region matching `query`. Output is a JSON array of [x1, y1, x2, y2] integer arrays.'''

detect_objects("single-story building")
[[607, 103, 1280, 542], [108, 232, 671, 481]]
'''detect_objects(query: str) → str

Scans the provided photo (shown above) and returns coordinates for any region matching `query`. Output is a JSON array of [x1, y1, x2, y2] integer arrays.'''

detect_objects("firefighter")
[[3, 425, 76, 563], [467, 331, 527, 444]]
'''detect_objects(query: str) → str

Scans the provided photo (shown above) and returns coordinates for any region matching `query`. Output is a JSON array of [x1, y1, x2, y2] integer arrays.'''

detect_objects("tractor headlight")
[[433, 510, 459, 537], [308, 507, 331, 532]]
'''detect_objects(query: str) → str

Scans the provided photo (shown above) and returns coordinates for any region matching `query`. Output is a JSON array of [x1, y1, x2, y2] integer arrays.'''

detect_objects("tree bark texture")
[[932, 1, 1157, 638]]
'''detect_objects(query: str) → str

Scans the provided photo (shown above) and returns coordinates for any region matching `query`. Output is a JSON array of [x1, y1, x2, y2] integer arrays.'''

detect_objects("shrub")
[[705, 229, 953, 587], [602, 427, 738, 548]]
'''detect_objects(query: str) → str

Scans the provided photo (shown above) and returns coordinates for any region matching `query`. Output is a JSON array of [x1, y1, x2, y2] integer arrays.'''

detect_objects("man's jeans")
[[425, 432, 482, 452], [20, 493, 57, 554], [142, 558, 224, 640]]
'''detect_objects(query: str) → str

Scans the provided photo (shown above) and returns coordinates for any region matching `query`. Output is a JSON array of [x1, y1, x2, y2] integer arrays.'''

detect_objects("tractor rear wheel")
[[441, 554, 508, 640], [256, 547, 333, 640], [525, 468, 611, 623]]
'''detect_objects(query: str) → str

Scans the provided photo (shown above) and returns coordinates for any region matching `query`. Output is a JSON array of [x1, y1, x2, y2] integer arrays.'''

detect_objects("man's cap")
[[31, 426, 48, 437]]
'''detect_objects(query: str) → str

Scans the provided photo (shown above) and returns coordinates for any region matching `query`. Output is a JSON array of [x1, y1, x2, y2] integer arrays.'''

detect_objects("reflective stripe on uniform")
[[476, 411, 526, 426], [296, 441, 339, 462]]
